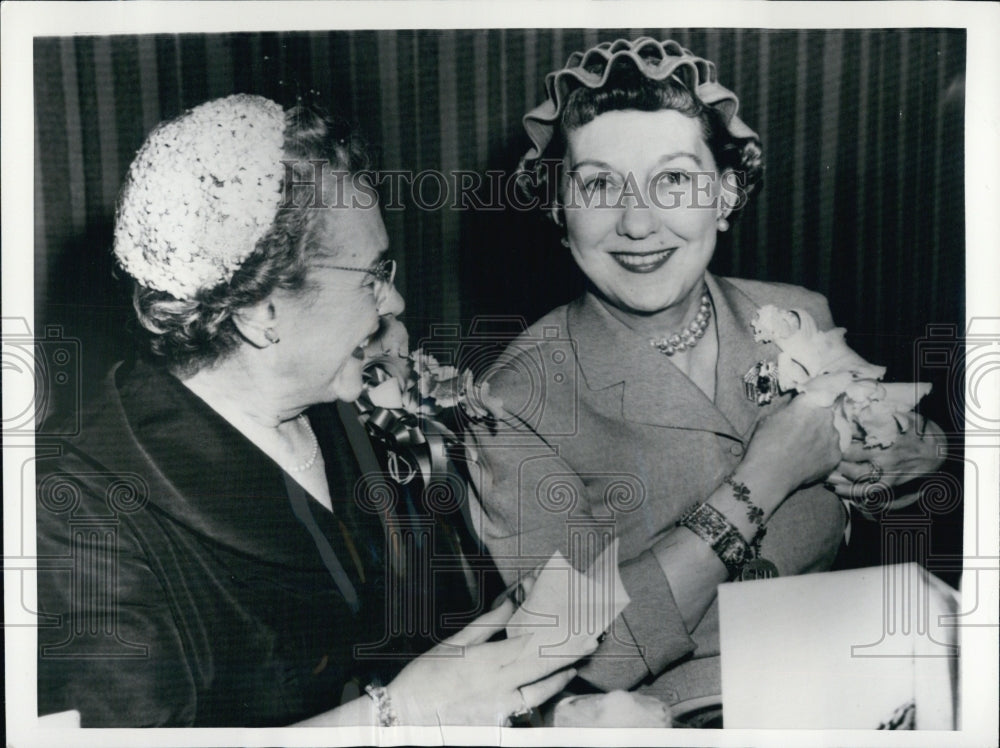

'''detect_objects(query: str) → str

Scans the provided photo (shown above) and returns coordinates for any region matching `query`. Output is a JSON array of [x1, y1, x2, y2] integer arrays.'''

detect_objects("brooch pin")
[[744, 361, 780, 406]]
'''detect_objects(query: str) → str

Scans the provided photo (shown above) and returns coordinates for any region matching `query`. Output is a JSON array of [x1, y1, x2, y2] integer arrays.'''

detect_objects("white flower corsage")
[[751, 305, 932, 450], [358, 347, 503, 485], [365, 348, 503, 422]]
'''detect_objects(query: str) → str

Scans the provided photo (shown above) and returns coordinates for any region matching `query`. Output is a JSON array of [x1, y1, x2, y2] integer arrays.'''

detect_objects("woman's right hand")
[[384, 595, 588, 725], [742, 395, 843, 499]]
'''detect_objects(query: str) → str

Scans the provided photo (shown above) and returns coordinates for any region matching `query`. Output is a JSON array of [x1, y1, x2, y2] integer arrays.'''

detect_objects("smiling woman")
[[467, 38, 948, 710], [563, 109, 727, 325]]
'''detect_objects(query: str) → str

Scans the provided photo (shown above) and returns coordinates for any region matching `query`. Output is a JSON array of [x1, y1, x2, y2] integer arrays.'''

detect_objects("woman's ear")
[[549, 202, 564, 228], [718, 168, 739, 219], [551, 204, 571, 246], [232, 299, 278, 348]]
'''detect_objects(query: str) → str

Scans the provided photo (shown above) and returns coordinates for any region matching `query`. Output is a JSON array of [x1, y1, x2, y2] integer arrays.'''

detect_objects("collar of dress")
[[565, 273, 782, 439], [70, 359, 357, 568]]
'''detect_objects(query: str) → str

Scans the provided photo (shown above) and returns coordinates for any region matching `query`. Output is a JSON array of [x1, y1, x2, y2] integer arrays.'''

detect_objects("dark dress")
[[36, 360, 407, 727]]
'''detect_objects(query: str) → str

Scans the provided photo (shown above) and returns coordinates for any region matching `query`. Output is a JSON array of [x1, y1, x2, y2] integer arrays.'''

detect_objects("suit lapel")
[[100, 361, 344, 569], [568, 291, 737, 436], [568, 277, 784, 439], [710, 274, 781, 439]]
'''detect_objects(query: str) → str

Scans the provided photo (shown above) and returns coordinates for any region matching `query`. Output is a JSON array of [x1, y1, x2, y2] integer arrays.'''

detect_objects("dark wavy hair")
[[527, 64, 763, 222], [129, 104, 373, 376]]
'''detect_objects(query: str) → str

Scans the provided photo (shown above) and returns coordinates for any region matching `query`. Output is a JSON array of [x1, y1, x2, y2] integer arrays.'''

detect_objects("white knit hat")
[[113, 94, 287, 299]]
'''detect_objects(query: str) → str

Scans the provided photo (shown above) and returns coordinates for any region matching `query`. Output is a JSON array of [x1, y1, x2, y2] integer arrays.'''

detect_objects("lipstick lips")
[[610, 247, 676, 274]]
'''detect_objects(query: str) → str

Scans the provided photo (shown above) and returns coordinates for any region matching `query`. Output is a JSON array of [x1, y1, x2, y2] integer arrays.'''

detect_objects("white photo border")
[[4, 2, 998, 746]]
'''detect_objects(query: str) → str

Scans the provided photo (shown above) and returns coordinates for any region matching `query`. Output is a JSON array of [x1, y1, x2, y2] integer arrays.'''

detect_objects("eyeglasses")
[[315, 258, 397, 286]]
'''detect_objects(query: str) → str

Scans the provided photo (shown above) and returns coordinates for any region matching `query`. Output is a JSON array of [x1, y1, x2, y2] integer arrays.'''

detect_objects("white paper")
[[719, 563, 958, 729], [506, 540, 630, 658]]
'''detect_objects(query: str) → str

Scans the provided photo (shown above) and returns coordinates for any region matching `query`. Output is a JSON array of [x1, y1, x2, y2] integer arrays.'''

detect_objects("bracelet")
[[678, 502, 752, 580], [722, 474, 767, 551], [719, 476, 779, 580], [365, 683, 400, 727]]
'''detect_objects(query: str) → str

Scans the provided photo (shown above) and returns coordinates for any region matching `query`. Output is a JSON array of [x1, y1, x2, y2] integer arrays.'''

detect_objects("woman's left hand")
[[825, 413, 947, 496]]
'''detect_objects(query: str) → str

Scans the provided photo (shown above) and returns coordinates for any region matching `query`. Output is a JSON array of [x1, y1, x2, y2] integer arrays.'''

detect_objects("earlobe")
[[716, 173, 737, 232], [718, 169, 739, 217], [233, 300, 278, 348], [550, 203, 564, 228]]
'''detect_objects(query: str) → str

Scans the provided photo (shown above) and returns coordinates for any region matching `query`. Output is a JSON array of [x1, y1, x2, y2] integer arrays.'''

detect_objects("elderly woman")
[[468, 39, 945, 711], [35, 95, 582, 727]]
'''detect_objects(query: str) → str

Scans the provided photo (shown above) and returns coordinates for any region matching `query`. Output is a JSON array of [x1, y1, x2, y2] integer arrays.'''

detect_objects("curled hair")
[[523, 63, 763, 221], [130, 104, 374, 375]]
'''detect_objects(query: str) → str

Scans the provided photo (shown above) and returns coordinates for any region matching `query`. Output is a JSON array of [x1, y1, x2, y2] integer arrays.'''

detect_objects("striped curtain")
[[34, 29, 965, 400]]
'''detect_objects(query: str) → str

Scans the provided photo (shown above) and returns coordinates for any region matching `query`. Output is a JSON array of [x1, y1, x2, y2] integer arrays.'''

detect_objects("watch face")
[[740, 558, 780, 581]]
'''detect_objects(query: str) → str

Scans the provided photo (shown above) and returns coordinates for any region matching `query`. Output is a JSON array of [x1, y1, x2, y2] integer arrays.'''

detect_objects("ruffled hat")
[[522, 38, 758, 168], [113, 94, 287, 300]]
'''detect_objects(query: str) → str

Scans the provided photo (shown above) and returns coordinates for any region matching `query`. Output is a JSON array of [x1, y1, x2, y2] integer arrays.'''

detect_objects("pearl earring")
[[717, 216, 730, 232], [560, 236, 570, 248], [264, 328, 280, 344]]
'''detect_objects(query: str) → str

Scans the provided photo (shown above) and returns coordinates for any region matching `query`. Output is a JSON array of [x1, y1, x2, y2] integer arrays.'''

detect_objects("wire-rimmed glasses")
[[315, 258, 397, 287]]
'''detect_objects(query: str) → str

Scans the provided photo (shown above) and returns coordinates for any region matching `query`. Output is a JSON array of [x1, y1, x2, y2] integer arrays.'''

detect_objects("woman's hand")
[[741, 396, 844, 499], [385, 595, 587, 726], [825, 413, 946, 496]]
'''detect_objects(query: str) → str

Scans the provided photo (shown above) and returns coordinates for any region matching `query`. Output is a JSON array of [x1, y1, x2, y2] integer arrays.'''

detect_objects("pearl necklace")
[[291, 414, 320, 472], [650, 290, 713, 356]]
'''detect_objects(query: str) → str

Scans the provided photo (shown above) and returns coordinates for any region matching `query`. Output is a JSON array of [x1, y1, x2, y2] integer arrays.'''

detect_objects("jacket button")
[[730, 444, 744, 456]]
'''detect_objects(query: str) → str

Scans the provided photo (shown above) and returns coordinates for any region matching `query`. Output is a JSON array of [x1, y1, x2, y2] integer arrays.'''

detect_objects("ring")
[[509, 687, 532, 720], [508, 581, 527, 607], [867, 460, 884, 483]]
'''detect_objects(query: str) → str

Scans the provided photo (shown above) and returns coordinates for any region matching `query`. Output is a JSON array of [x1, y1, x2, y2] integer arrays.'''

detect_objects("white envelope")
[[719, 563, 959, 729], [506, 540, 630, 659]]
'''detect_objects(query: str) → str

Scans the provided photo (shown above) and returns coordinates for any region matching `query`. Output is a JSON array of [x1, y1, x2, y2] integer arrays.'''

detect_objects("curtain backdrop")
[[32, 27, 966, 582], [34, 28, 965, 406]]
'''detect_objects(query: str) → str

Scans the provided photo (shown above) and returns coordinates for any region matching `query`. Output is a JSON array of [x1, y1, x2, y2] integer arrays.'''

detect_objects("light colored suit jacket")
[[467, 274, 846, 704]]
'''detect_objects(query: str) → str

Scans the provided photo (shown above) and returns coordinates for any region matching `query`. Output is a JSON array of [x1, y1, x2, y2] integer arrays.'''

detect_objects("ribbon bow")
[[356, 365, 458, 488]]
